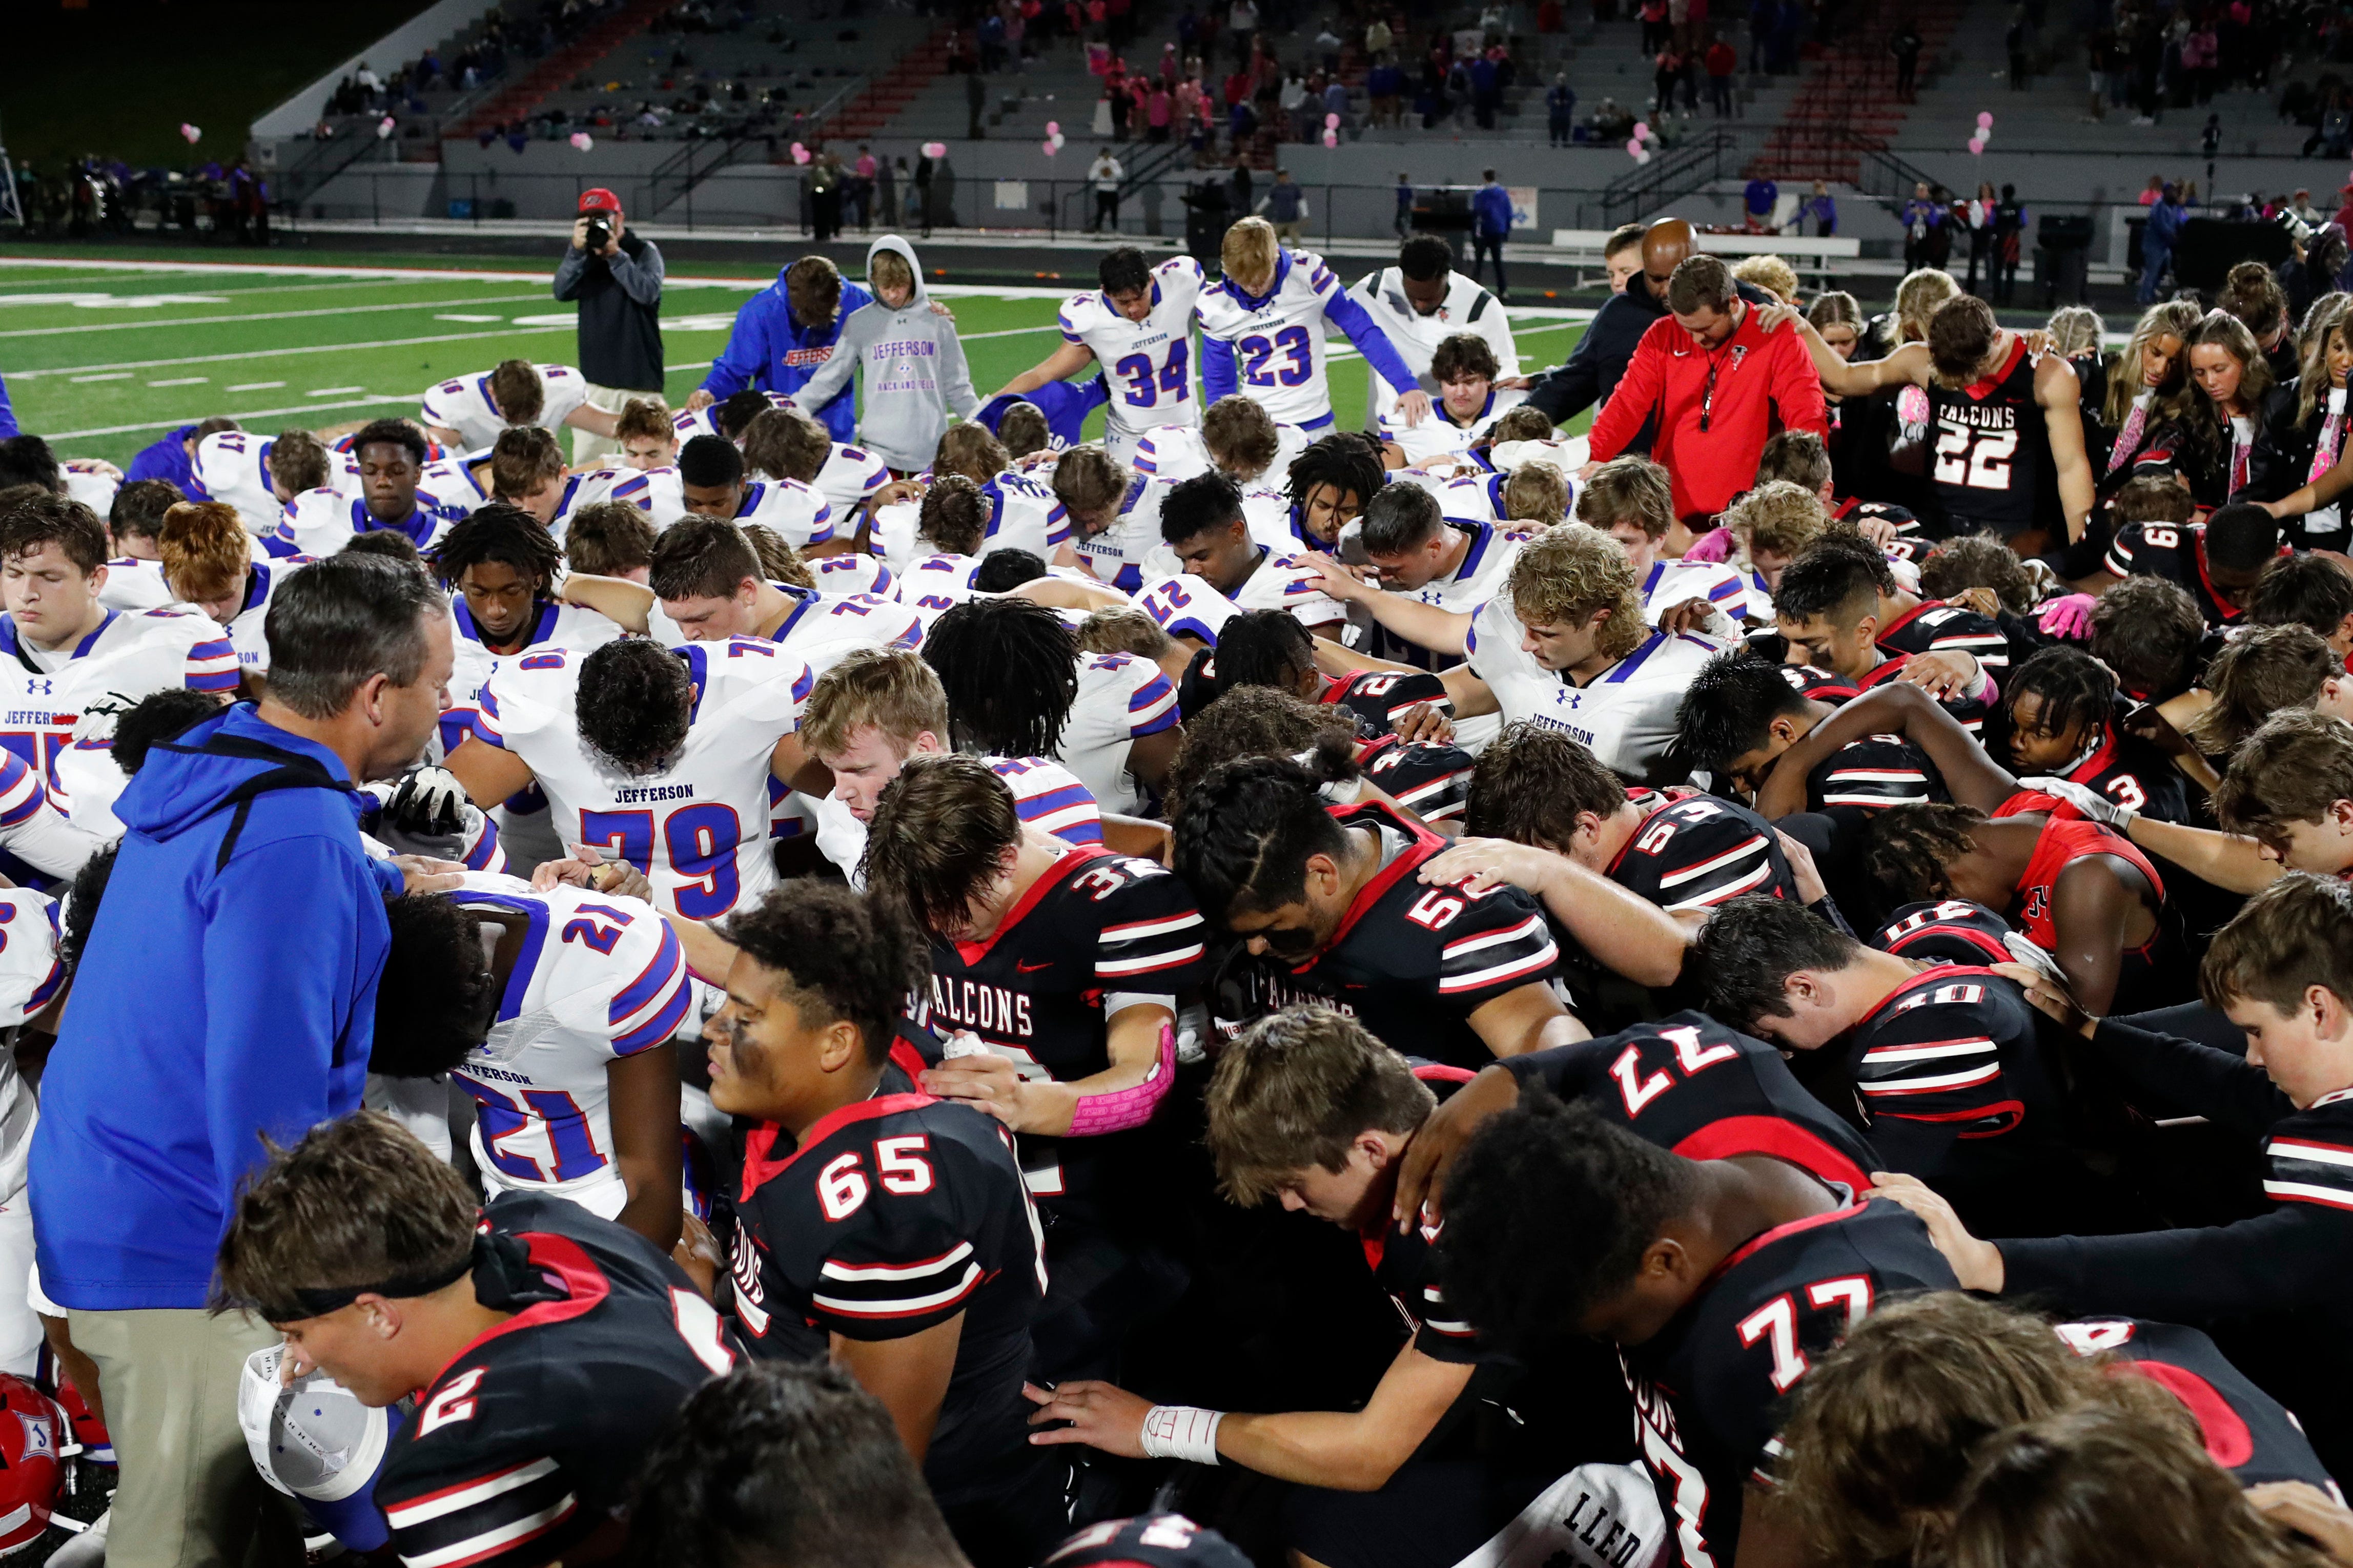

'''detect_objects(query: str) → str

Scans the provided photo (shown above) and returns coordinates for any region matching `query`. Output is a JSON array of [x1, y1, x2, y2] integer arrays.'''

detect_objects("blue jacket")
[[2145, 198, 2187, 251], [698, 269, 877, 442], [976, 375, 1110, 448], [1472, 182, 1515, 239], [29, 705, 400, 1310], [126, 426, 198, 488]]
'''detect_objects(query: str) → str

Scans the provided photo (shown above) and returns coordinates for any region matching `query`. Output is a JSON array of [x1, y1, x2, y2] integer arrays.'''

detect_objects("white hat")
[[237, 1344, 391, 1503]]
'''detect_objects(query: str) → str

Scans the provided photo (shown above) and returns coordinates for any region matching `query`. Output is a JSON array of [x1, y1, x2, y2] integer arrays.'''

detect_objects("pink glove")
[[1682, 526, 1734, 563], [2038, 592, 2097, 641]]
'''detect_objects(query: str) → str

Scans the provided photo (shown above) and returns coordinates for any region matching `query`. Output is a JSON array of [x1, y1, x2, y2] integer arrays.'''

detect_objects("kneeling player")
[[1173, 755, 1581, 1065], [692, 882, 1062, 1567], [1436, 1095, 1956, 1568], [1135, 473, 1346, 648], [214, 1111, 735, 1568], [1025, 1007, 1662, 1568]]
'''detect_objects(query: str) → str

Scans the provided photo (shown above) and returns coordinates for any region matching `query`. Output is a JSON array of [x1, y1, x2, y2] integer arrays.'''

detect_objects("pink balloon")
[[1976, 110, 1994, 128], [1325, 111, 1341, 129], [924, 141, 948, 157], [790, 141, 805, 156], [1323, 128, 1339, 146], [1043, 139, 1059, 154], [793, 145, 812, 164], [180, 123, 201, 144], [1968, 136, 1984, 154], [1626, 137, 1644, 156], [1633, 120, 1651, 138], [1047, 120, 1061, 134]]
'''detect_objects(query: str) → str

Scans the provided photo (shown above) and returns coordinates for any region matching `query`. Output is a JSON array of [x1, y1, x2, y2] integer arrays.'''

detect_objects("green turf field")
[[0, 252, 1590, 470]]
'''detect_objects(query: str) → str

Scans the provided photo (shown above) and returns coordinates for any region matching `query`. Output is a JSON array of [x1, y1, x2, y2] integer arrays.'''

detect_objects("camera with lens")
[[583, 214, 613, 251]]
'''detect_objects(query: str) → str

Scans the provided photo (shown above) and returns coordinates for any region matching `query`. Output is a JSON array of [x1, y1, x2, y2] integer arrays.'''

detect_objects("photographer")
[[553, 188, 665, 465]]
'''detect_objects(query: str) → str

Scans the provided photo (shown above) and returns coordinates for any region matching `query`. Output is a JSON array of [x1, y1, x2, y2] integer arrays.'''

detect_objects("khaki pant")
[[1273, 219, 1305, 242], [71, 1306, 292, 1568], [571, 380, 655, 467]]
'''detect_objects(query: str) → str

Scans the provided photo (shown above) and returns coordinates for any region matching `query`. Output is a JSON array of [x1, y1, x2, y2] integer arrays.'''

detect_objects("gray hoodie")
[[790, 234, 981, 471]]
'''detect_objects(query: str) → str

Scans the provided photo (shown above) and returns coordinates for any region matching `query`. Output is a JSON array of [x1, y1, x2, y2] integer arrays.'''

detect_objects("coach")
[[690, 255, 873, 443], [1584, 254, 1827, 521], [554, 188, 666, 466], [28, 555, 459, 1568]]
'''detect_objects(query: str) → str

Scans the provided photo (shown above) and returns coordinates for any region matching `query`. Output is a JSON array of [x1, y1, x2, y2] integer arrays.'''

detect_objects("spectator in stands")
[[2139, 181, 2186, 303], [1089, 149, 1124, 232], [553, 188, 665, 467], [1705, 34, 1737, 114], [1258, 170, 1308, 242], [1545, 72, 1574, 143]]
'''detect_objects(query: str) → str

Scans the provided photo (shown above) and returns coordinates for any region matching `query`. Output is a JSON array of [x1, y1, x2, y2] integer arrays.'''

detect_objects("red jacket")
[[1587, 301, 1828, 519]]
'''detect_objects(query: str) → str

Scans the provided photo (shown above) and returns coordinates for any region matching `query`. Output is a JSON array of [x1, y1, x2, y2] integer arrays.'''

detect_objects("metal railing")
[[1598, 128, 1740, 228]]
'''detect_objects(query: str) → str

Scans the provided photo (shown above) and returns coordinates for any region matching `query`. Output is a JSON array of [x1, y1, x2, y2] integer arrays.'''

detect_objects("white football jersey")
[[1058, 650, 1179, 814], [570, 467, 836, 550], [420, 363, 591, 451], [866, 500, 924, 571], [0, 749, 108, 883], [444, 597, 625, 756], [1380, 387, 1528, 466], [0, 606, 239, 806], [417, 448, 496, 518], [1463, 598, 1723, 781], [1638, 556, 1752, 624], [1347, 266, 1521, 422], [474, 637, 811, 919], [190, 431, 297, 536], [815, 753, 1103, 885], [1196, 249, 1398, 429], [1058, 256, 1205, 456], [94, 557, 176, 613], [1130, 420, 1312, 496], [978, 472, 1071, 560], [806, 553, 895, 599], [672, 390, 794, 443], [1070, 473, 1172, 593], [1133, 551, 1346, 643], [447, 874, 692, 1201], [62, 467, 118, 518], [0, 885, 59, 1199], [813, 443, 892, 518], [1395, 519, 1530, 617], [274, 488, 461, 558], [766, 586, 925, 676]]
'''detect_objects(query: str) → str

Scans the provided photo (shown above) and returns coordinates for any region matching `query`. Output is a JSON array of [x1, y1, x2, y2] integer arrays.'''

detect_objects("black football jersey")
[[729, 1090, 1044, 1503], [1623, 1199, 1957, 1568], [1355, 732, 1475, 823], [1875, 600, 2011, 672], [1320, 667, 1452, 731], [1801, 733, 1947, 813], [1927, 337, 2057, 538], [1777, 663, 1858, 703], [1871, 898, 2019, 967], [1606, 793, 1799, 913], [1507, 1011, 1877, 1190], [2103, 520, 2280, 629], [1280, 801, 1563, 1069], [1046, 1514, 1257, 1568], [1831, 496, 1922, 546], [2051, 715, 2192, 826], [1845, 964, 2068, 1222], [375, 1194, 740, 1568], [916, 848, 1211, 1208], [2054, 1317, 2340, 1490]]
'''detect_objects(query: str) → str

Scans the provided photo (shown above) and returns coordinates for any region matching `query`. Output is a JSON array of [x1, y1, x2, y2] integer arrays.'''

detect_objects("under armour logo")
[[26, 680, 50, 696]]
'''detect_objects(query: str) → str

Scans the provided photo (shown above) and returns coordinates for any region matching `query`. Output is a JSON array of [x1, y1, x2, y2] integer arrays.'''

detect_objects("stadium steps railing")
[[451, 0, 683, 137], [1599, 126, 1742, 226]]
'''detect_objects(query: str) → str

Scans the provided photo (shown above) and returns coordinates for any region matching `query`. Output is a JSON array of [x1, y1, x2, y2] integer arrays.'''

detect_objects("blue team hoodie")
[[29, 704, 401, 1310], [698, 266, 876, 442]]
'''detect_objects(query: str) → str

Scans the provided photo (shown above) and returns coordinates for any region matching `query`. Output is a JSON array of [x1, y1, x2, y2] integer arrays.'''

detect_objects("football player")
[[1049, 443, 1168, 591], [1135, 473, 1346, 648], [443, 635, 821, 918], [1195, 219, 1429, 436], [189, 426, 335, 537], [1304, 482, 1526, 669], [1173, 608, 1451, 731], [648, 515, 922, 673], [1675, 649, 1947, 814], [927, 423, 1075, 562], [372, 879, 689, 1249], [628, 1361, 978, 1568], [894, 477, 994, 633], [1378, 333, 1527, 466], [1172, 754, 1579, 1066], [995, 247, 1204, 464], [134, 500, 294, 689], [659, 435, 839, 552], [1347, 233, 1521, 426], [1578, 457, 1751, 626], [801, 647, 1101, 882], [862, 754, 1208, 1378], [0, 499, 238, 814], [1692, 892, 2077, 1233], [274, 419, 464, 557], [419, 358, 620, 452], [739, 405, 893, 538], [1435, 1095, 1956, 1568], [1133, 391, 1309, 502], [1280, 431, 1389, 551], [669, 882, 1061, 1563], [923, 597, 1179, 816], [1025, 1008, 1663, 1568], [1772, 538, 2000, 736], [2102, 496, 2281, 630], [427, 503, 625, 755], [420, 426, 571, 528], [1161, 684, 1477, 833], [214, 1112, 735, 1568], [2000, 645, 2190, 825]]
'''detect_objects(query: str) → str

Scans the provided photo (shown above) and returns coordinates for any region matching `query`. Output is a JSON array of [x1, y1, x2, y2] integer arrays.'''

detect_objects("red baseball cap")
[[579, 188, 622, 214]]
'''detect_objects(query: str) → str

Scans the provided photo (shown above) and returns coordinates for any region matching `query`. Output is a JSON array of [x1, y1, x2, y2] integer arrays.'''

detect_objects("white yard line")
[[4, 324, 575, 380], [48, 393, 415, 439], [0, 291, 556, 340]]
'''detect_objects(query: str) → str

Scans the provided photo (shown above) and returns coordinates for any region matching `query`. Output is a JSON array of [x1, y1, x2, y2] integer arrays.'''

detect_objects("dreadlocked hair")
[[1172, 754, 1352, 924], [425, 502, 563, 592], [1867, 801, 1987, 903], [1284, 432, 1385, 517], [1164, 686, 1359, 824], [920, 597, 1079, 759], [1209, 610, 1316, 696], [2004, 646, 2117, 754]]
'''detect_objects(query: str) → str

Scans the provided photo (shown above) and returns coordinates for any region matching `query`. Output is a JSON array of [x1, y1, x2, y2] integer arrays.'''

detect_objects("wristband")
[[1139, 1405, 1223, 1465]]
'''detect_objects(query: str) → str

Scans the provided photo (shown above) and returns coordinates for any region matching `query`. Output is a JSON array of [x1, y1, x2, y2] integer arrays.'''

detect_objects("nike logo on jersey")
[[1016, 960, 1054, 973]]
